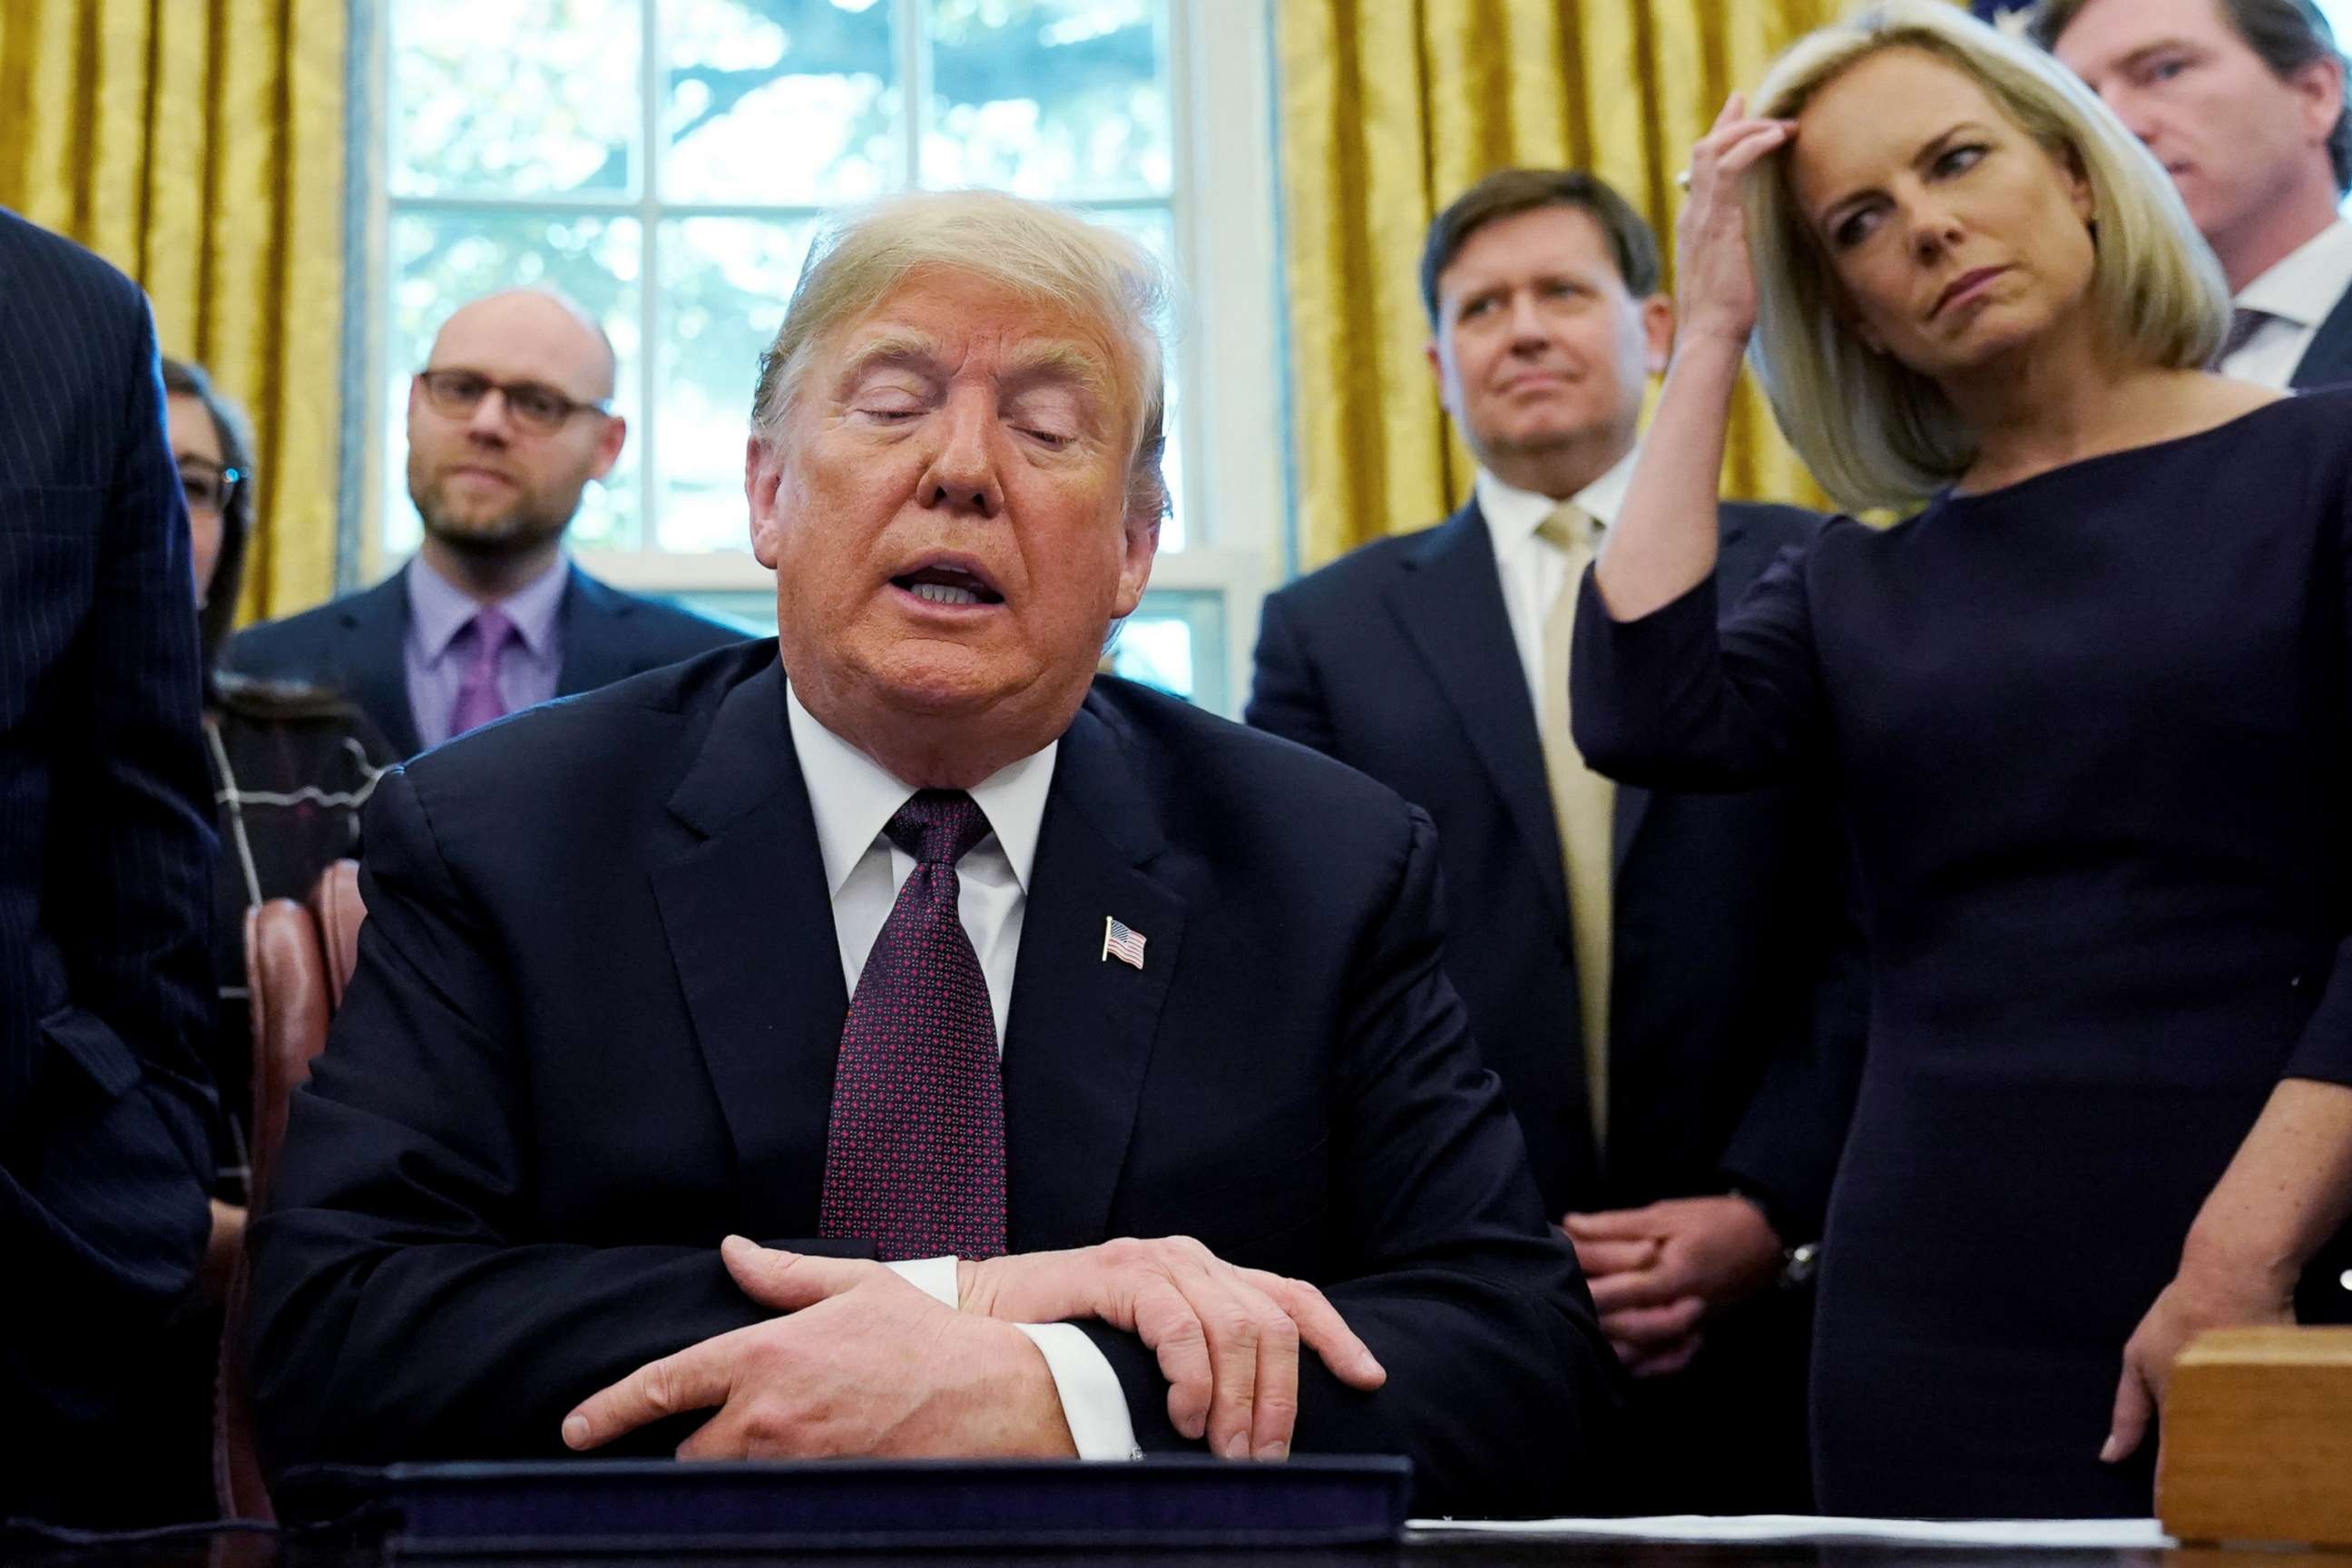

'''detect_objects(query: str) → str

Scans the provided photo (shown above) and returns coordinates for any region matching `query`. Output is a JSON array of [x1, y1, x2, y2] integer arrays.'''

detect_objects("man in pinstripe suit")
[[0, 209, 220, 1524]]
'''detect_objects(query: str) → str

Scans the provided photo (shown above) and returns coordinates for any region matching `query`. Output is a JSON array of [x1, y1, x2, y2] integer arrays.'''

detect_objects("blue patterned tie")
[[818, 789, 1007, 1260]]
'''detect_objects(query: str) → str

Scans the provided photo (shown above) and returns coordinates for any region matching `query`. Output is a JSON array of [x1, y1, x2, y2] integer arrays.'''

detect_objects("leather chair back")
[[315, 858, 365, 1005], [218, 859, 366, 1519]]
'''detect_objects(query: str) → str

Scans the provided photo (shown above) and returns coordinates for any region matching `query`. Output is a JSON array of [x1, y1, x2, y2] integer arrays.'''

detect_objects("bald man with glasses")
[[230, 289, 743, 757]]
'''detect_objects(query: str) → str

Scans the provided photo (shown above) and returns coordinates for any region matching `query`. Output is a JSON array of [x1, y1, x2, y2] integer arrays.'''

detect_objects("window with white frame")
[[363, 0, 1282, 713]]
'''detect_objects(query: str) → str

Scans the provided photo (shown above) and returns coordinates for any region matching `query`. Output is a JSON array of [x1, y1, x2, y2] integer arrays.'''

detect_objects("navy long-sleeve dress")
[[1572, 388, 2352, 1518]]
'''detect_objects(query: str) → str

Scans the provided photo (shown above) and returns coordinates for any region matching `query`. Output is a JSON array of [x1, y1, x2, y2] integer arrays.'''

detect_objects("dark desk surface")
[[5, 1535, 2349, 1568]]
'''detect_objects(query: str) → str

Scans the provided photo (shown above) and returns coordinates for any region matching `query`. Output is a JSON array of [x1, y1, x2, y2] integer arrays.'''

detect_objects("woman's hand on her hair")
[[1674, 93, 1796, 349]]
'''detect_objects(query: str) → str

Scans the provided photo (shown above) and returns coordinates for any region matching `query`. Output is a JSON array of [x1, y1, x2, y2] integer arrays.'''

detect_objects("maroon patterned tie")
[[818, 789, 1008, 1261]]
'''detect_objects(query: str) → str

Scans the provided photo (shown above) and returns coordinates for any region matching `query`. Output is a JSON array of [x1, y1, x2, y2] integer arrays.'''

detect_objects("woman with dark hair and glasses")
[[163, 358, 392, 1275]]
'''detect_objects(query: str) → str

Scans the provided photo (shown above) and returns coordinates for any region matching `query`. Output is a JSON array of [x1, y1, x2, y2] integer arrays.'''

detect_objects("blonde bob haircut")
[[1744, 0, 2228, 511], [750, 190, 1172, 521]]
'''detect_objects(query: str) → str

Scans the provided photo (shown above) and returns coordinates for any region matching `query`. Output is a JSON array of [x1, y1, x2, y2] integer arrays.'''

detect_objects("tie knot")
[[463, 604, 517, 655], [2219, 306, 2276, 362], [886, 789, 990, 867], [1535, 502, 1597, 553]]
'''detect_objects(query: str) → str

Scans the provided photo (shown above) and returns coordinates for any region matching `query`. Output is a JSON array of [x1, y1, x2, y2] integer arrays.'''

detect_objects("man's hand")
[[958, 1236, 1387, 1462], [563, 1236, 1074, 1459], [1563, 1196, 1784, 1377]]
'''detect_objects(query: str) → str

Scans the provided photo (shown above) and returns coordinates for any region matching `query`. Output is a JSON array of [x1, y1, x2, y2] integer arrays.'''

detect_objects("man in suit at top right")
[[2036, 0, 2352, 388], [1248, 169, 1866, 1512]]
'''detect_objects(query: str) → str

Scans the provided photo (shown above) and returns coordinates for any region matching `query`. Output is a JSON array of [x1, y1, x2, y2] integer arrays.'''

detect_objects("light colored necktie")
[[1535, 502, 1613, 1152], [446, 605, 518, 740]]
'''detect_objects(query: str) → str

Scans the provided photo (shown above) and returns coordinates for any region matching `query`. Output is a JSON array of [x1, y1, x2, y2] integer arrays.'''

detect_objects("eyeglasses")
[[176, 456, 244, 513], [416, 368, 612, 435]]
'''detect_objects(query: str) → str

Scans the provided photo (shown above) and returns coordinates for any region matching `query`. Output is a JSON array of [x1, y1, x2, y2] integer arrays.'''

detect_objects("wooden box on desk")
[[2159, 1327, 2352, 1546]]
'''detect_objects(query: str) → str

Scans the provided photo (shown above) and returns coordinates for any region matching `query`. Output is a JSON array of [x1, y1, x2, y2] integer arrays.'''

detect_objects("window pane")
[[1111, 586, 1224, 708], [661, 590, 773, 633], [390, 0, 642, 198], [1085, 204, 1185, 550], [923, 0, 1171, 199], [1108, 614, 1192, 699], [660, 0, 902, 204], [385, 212, 645, 555], [653, 217, 819, 553]]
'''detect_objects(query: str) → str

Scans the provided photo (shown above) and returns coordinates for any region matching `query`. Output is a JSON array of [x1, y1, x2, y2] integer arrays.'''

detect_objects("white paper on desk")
[[1405, 1514, 2172, 1549]]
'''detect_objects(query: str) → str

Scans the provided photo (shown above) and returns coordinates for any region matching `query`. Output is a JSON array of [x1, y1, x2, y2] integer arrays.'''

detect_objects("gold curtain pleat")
[[1278, 0, 1846, 568], [0, 0, 348, 624]]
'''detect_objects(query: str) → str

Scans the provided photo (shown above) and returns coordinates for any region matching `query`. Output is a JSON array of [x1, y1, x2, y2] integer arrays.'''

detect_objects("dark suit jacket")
[[0, 212, 217, 1461], [247, 643, 1620, 1517], [1250, 498, 1865, 1238], [2289, 279, 2352, 390], [226, 561, 748, 756]]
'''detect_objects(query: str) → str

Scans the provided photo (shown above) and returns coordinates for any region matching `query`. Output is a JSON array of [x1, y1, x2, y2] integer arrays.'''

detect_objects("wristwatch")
[[1779, 1240, 1820, 1290]]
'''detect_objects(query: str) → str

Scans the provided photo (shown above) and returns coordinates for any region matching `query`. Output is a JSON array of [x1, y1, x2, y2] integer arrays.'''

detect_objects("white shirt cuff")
[[1014, 1322, 1143, 1461], [885, 1255, 959, 1308], [885, 1256, 1141, 1460]]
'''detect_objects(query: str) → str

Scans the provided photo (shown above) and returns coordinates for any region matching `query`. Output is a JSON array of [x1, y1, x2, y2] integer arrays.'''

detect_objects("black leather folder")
[[367, 1455, 1412, 1553]]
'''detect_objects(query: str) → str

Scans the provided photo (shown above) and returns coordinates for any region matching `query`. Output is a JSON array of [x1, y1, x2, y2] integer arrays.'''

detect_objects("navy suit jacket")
[[247, 643, 1620, 1517], [2290, 280, 2352, 390], [226, 562, 748, 756], [1250, 499, 1866, 1236], [0, 212, 217, 1433]]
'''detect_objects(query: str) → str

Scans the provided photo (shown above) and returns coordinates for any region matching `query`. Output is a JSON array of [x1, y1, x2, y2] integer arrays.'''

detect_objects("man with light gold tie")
[[1249, 168, 1865, 1513]]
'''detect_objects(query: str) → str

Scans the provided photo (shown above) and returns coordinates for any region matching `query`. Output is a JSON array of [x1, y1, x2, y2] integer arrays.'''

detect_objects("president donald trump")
[[248, 191, 1616, 1515]]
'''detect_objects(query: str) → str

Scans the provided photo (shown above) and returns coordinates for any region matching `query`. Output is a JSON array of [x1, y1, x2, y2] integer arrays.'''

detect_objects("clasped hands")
[[563, 1234, 1386, 1463], [1564, 1195, 1786, 1377]]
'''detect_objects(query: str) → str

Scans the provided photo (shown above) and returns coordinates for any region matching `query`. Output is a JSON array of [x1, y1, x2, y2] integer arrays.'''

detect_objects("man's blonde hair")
[[1744, 0, 2227, 510], [751, 190, 1171, 522]]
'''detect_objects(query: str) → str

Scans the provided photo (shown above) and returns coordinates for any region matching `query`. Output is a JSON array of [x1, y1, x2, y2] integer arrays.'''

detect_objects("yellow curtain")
[[0, 0, 348, 622], [1278, 0, 1845, 568]]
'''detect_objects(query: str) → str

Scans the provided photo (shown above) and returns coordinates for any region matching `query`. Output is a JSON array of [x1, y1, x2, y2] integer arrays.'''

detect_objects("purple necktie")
[[818, 789, 1008, 1261], [446, 605, 516, 740]]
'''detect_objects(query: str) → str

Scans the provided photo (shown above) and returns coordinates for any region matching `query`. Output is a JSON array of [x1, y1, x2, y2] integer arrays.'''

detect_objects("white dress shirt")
[[1473, 446, 1637, 707], [2220, 218, 2352, 388], [783, 681, 1141, 1461]]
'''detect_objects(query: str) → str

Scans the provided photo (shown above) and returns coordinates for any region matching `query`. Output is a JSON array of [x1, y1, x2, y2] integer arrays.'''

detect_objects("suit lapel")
[[1000, 696, 1186, 1252], [555, 566, 639, 697], [649, 661, 848, 1234], [347, 572, 423, 757], [2291, 283, 2352, 390], [1385, 504, 1570, 929]]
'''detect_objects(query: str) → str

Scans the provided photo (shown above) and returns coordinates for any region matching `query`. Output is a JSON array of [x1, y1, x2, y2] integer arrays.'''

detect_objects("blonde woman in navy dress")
[[1572, 0, 2352, 1518]]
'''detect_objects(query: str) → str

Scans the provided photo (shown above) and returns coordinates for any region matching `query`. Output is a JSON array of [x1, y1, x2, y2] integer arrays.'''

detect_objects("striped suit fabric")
[[0, 207, 220, 1522]]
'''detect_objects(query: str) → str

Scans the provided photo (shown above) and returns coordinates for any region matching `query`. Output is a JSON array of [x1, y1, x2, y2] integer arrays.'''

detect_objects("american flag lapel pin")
[[1101, 916, 1147, 969]]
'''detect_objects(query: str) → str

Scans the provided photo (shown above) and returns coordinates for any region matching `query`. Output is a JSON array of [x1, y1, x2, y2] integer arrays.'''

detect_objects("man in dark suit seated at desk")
[[1250, 169, 1865, 1512], [247, 191, 1619, 1518], [228, 288, 742, 757]]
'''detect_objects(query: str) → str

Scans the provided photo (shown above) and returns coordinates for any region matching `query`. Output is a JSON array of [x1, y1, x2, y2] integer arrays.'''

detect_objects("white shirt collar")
[[1472, 444, 1640, 546], [2238, 218, 2352, 329], [784, 677, 1057, 898]]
